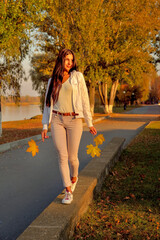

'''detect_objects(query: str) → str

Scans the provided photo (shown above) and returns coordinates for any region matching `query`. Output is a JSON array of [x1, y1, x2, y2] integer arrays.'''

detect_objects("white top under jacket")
[[53, 76, 74, 113], [42, 70, 93, 130]]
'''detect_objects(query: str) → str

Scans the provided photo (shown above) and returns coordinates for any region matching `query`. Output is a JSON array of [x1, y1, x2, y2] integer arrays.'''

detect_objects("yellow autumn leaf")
[[86, 144, 101, 158], [26, 139, 39, 157], [94, 134, 105, 146]]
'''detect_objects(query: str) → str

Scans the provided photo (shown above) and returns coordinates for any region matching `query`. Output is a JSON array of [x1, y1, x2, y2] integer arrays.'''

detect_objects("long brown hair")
[[46, 49, 77, 107]]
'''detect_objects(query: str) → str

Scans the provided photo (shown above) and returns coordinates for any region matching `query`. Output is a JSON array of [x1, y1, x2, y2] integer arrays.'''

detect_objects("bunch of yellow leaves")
[[86, 134, 105, 158], [26, 139, 39, 157]]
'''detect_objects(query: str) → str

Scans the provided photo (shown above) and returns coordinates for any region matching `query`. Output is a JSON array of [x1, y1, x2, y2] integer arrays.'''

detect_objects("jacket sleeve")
[[79, 73, 93, 127], [42, 78, 52, 130]]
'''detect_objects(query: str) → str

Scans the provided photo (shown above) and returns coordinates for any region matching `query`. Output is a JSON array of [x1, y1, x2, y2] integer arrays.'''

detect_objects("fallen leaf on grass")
[[26, 139, 39, 157], [101, 215, 108, 220], [106, 222, 112, 228], [111, 171, 118, 176], [106, 196, 110, 202], [117, 233, 122, 237], [140, 174, 146, 179], [156, 222, 159, 230], [124, 196, 130, 200], [120, 230, 130, 235], [96, 210, 101, 215], [130, 193, 136, 199], [116, 219, 120, 224]]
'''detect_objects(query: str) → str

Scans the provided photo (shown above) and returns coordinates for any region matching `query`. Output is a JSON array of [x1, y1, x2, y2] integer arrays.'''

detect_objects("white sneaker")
[[71, 177, 78, 193], [62, 191, 73, 204]]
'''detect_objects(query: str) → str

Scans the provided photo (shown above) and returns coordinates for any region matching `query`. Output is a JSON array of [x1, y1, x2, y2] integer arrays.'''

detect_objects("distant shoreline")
[[2, 102, 40, 106], [1, 96, 40, 107]]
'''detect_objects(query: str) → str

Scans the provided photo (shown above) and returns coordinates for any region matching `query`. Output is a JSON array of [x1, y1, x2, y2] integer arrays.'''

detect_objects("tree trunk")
[[98, 84, 105, 104], [103, 82, 109, 113], [108, 79, 119, 113], [98, 82, 109, 113], [89, 84, 95, 116]]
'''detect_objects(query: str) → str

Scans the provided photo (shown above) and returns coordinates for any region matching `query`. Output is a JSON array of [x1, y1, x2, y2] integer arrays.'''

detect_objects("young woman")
[[41, 49, 97, 204]]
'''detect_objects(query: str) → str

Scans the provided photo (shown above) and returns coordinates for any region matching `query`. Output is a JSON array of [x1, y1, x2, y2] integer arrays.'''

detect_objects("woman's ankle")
[[71, 176, 77, 183], [66, 186, 72, 193]]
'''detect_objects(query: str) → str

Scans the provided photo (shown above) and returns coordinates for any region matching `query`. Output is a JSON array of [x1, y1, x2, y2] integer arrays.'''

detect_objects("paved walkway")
[[0, 105, 159, 240], [124, 104, 160, 115]]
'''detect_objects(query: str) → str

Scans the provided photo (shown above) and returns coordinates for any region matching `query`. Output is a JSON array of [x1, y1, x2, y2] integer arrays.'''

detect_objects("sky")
[[20, 78, 39, 96], [21, 57, 39, 96]]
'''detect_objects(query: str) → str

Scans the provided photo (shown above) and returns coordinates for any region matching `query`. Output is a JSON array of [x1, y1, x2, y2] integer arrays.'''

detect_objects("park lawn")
[[113, 105, 140, 113], [0, 115, 43, 145], [73, 121, 160, 240]]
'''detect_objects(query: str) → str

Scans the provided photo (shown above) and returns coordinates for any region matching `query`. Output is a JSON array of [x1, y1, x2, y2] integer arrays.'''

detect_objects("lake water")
[[1, 105, 42, 122]]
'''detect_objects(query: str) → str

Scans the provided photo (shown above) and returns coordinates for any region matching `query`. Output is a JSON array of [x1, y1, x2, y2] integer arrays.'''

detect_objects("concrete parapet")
[[17, 137, 125, 240]]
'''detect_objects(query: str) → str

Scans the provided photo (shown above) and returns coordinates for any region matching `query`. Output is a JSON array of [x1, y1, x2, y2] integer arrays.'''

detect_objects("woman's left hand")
[[89, 126, 97, 135]]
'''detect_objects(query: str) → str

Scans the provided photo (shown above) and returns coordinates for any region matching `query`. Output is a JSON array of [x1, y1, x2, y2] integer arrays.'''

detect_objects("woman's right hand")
[[41, 129, 49, 142]]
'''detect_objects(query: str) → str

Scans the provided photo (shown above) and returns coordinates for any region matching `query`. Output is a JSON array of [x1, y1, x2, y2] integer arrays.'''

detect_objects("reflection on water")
[[2, 105, 42, 122]]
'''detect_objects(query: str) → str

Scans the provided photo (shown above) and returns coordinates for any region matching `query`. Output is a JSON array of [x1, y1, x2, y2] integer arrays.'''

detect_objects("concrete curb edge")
[[17, 137, 125, 240]]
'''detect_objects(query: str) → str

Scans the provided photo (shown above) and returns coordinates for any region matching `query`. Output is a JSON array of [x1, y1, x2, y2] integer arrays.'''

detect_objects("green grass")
[[146, 121, 160, 129], [113, 105, 140, 113], [73, 121, 160, 240]]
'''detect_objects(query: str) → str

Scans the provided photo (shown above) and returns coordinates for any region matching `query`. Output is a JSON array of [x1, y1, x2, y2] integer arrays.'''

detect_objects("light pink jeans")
[[51, 113, 83, 187]]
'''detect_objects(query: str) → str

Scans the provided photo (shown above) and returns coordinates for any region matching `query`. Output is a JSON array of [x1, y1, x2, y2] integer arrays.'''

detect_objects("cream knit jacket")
[[42, 70, 93, 130]]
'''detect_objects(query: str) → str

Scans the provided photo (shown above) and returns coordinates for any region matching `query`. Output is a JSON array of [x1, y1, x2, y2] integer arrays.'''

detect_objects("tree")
[[30, 0, 106, 114], [150, 76, 160, 103], [0, 0, 46, 94], [30, 51, 57, 111], [0, 0, 28, 135], [98, 0, 160, 113], [141, 70, 157, 102], [29, 0, 160, 115], [117, 84, 143, 105], [0, 0, 45, 136]]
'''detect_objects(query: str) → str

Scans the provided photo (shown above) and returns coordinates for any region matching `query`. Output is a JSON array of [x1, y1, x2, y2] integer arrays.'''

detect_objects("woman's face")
[[64, 54, 73, 73]]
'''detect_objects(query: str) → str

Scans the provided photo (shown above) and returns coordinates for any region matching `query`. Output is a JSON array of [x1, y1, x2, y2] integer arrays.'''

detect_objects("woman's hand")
[[41, 129, 49, 142], [89, 126, 97, 135]]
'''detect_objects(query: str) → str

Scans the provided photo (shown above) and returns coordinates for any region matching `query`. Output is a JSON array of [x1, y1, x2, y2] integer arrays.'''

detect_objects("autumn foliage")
[[86, 134, 105, 158], [30, 0, 160, 114], [26, 139, 39, 157]]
